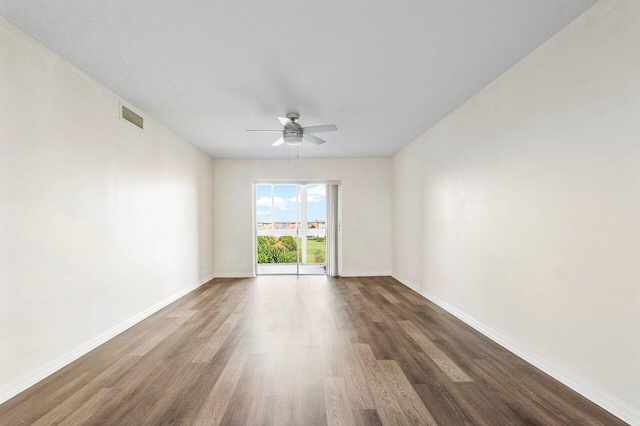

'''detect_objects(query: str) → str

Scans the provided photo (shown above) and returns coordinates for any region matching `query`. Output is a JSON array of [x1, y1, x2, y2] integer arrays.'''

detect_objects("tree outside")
[[257, 236, 326, 264]]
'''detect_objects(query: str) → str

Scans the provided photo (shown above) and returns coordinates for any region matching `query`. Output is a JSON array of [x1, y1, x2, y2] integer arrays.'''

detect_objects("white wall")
[[213, 158, 392, 277], [0, 18, 215, 402], [392, 0, 640, 421]]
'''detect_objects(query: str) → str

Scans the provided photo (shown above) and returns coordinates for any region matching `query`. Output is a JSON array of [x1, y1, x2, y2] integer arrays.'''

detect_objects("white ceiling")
[[0, 1, 595, 159]]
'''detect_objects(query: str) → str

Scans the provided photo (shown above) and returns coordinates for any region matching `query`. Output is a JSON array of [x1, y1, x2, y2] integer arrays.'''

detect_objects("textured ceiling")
[[0, 1, 596, 158]]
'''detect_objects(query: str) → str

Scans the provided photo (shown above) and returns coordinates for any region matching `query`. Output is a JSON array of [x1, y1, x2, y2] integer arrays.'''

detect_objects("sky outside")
[[256, 184, 327, 222]]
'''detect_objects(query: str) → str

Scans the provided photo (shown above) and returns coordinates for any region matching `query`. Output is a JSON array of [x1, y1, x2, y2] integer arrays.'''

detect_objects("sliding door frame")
[[252, 180, 342, 277]]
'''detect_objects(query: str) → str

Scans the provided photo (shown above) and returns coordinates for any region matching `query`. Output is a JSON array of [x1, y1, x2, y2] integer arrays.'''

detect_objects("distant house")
[[257, 221, 326, 232], [308, 220, 326, 229]]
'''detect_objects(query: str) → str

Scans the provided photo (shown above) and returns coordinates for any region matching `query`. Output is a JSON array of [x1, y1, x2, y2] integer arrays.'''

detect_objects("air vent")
[[121, 105, 144, 129]]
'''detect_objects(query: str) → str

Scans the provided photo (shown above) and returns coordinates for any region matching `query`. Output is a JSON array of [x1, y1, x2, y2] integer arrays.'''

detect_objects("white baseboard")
[[391, 274, 640, 425], [340, 271, 392, 277], [0, 274, 212, 405], [213, 272, 255, 278], [199, 272, 216, 284], [213, 272, 393, 278], [392, 274, 640, 425]]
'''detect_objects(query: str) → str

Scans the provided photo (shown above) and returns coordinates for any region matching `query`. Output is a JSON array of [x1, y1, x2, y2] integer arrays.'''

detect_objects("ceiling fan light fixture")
[[283, 132, 302, 145]]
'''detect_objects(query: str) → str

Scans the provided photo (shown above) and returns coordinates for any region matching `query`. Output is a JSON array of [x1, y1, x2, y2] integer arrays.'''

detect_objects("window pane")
[[305, 185, 326, 266], [256, 184, 272, 229], [273, 185, 298, 228]]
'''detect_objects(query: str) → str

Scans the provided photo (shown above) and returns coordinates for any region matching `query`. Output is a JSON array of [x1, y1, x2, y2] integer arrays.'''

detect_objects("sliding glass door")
[[255, 183, 327, 275], [300, 184, 327, 275], [256, 184, 300, 275]]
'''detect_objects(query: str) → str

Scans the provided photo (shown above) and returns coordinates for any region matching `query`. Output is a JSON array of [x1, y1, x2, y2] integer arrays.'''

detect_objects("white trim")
[[0, 274, 214, 405], [341, 271, 392, 277], [326, 184, 339, 277], [214, 272, 255, 278], [252, 183, 258, 277], [392, 274, 640, 425], [337, 185, 343, 276], [253, 179, 341, 185]]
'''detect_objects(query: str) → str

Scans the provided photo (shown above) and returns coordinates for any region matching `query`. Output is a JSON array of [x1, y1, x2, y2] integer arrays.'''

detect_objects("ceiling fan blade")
[[272, 137, 285, 146], [278, 116, 297, 130], [246, 130, 282, 132], [303, 133, 325, 145], [302, 124, 337, 134]]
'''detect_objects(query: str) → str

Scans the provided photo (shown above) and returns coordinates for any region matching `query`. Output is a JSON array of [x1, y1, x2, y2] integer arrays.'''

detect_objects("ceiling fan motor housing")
[[283, 112, 303, 145]]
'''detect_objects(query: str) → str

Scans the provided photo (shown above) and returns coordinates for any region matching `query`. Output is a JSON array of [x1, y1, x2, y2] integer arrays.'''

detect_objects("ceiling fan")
[[247, 112, 338, 146]]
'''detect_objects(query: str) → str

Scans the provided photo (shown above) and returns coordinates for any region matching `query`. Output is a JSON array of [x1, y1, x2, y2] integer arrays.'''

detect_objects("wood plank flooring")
[[0, 276, 626, 425]]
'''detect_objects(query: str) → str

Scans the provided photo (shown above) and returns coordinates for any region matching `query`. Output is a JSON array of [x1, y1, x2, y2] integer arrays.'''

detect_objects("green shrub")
[[257, 236, 300, 263]]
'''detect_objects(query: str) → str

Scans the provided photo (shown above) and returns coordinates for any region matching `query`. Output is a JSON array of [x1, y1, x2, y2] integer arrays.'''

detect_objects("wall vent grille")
[[121, 105, 144, 129]]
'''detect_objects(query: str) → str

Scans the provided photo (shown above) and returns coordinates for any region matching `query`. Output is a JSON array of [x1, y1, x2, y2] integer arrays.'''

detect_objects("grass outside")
[[294, 238, 326, 263], [304, 238, 326, 263]]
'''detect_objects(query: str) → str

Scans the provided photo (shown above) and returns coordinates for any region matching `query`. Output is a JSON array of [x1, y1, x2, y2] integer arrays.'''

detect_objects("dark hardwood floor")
[[0, 276, 626, 425]]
